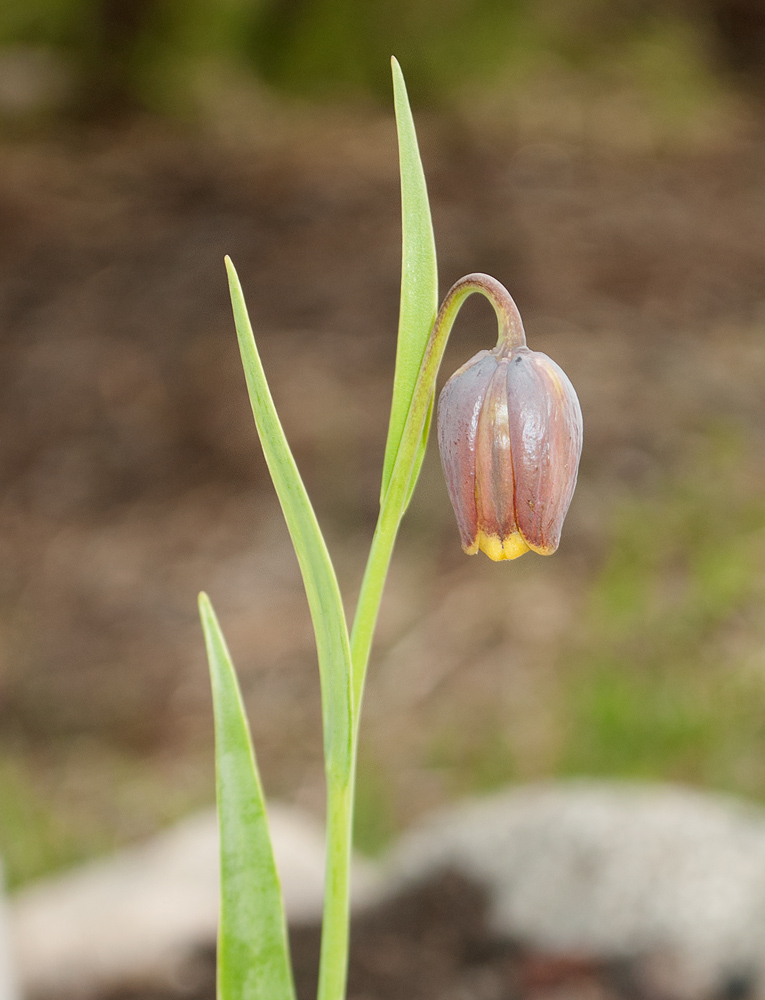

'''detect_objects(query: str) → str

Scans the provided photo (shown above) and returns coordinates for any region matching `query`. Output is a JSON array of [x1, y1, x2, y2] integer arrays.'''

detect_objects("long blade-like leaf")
[[380, 56, 438, 505], [200, 592, 295, 1000], [225, 257, 353, 777]]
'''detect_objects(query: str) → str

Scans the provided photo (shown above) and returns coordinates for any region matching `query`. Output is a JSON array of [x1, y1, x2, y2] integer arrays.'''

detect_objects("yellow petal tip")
[[475, 530, 530, 561]]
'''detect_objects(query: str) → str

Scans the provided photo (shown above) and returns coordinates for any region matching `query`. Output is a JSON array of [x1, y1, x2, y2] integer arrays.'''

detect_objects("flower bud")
[[437, 343, 582, 561]]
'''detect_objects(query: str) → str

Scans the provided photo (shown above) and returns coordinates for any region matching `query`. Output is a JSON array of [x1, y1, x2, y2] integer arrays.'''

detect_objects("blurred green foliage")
[[563, 427, 765, 797], [0, 745, 212, 888], [0, 0, 732, 117], [0, 755, 89, 889]]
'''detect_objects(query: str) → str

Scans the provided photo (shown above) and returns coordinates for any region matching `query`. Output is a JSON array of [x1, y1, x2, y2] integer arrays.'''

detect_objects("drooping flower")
[[438, 339, 582, 561]]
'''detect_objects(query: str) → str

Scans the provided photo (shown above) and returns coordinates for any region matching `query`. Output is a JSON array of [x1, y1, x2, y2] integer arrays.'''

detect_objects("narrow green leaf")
[[199, 592, 295, 1000], [225, 257, 353, 778], [380, 56, 439, 505]]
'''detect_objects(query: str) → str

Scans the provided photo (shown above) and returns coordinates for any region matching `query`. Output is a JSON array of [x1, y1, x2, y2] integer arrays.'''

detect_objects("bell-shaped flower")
[[438, 342, 582, 561]]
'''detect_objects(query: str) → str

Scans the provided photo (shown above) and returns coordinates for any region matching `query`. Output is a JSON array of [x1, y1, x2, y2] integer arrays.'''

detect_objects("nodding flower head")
[[437, 334, 582, 562]]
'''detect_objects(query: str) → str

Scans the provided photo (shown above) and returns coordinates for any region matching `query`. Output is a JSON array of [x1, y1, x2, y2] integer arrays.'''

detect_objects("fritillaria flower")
[[437, 297, 582, 561]]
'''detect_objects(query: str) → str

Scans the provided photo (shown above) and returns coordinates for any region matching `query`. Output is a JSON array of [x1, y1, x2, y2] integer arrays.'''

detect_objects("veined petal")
[[505, 348, 583, 554], [437, 351, 497, 553], [474, 358, 521, 555]]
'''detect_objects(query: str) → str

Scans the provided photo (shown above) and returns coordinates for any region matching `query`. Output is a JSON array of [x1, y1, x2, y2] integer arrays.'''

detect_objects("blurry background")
[[1, 0, 765, 890]]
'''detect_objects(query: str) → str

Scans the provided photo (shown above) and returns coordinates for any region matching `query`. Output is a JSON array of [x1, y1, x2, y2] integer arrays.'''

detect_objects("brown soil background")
[[2, 102, 765, 891]]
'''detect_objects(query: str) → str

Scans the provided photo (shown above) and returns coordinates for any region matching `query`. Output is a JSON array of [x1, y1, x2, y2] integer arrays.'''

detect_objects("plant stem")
[[316, 272, 521, 1000], [317, 774, 355, 1000]]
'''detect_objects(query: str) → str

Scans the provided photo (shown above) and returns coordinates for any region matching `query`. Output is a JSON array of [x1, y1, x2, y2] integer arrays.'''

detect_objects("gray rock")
[[10, 803, 378, 999], [385, 782, 765, 999], [15, 782, 765, 999]]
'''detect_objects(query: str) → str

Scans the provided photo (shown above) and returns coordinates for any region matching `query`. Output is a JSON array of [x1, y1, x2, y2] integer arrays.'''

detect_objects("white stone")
[[10, 803, 378, 998], [386, 781, 765, 999]]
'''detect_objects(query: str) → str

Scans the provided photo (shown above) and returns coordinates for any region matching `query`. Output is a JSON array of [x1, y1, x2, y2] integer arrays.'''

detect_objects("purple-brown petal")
[[437, 350, 497, 553], [504, 348, 583, 554], [474, 358, 516, 541]]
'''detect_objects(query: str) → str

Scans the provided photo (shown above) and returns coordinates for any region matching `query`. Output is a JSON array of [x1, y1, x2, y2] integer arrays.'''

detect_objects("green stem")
[[316, 272, 521, 1000], [317, 774, 355, 1000]]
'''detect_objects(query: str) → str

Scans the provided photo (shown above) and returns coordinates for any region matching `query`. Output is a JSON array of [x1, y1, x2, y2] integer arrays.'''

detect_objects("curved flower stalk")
[[350, 272, 582, 713]]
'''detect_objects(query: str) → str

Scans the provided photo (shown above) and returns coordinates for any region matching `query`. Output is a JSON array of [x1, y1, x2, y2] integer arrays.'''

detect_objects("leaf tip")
[[391, 56, 405, 90], [198, 592, 215, 631], [225, 258, 245, 313]]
